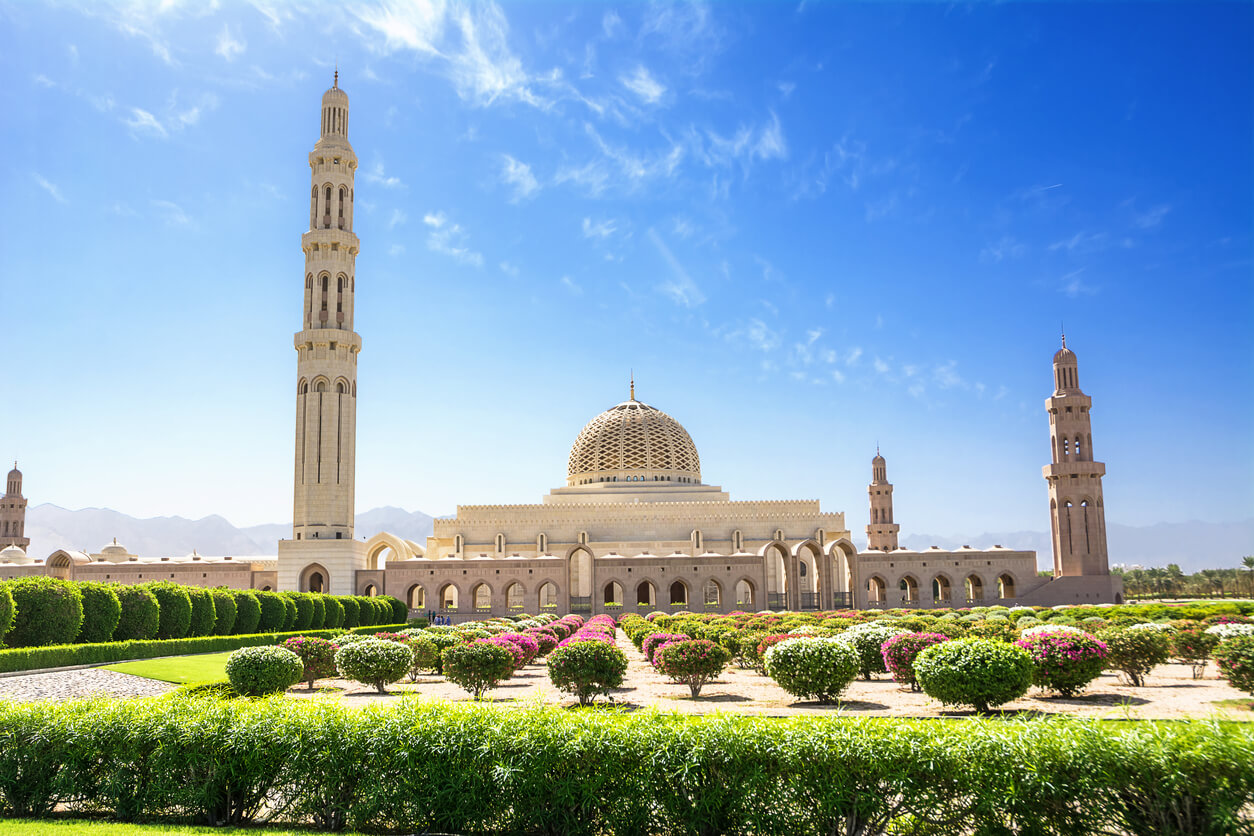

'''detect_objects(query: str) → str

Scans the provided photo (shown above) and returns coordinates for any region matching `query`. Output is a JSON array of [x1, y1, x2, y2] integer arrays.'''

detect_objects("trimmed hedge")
[[144, 582, 192, 640], [231, 590, 262, 635], [74, 582, 121, 644], [185, 586, 216, 638], [0, 623, 409, 673], [111, 585, 160, 641], [0, 700, 1248, 834], [4, 577, 83, 647], [255, 591, 286, 632], [0, 585, 12, 640], [209, 588, 237, 636]]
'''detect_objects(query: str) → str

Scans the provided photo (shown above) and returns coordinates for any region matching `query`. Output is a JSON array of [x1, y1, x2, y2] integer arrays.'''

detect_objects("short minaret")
[[1, 463, 30, 552], [1042, 336, 1110, 577], [278, 75, 370, 596], [866, 449, 899, 551]]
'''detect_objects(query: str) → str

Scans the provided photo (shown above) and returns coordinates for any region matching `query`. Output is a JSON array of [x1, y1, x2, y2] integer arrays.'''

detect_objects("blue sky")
[[2, 1, 1251, 542]]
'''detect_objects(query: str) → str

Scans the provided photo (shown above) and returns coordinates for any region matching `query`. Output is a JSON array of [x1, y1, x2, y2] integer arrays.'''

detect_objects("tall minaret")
[[1, 464, 30, 552], [1042, 336, 1110, 577], [292, 72, 360, 542], [279, 76, 369, 596], [866, 449, 899, 551]]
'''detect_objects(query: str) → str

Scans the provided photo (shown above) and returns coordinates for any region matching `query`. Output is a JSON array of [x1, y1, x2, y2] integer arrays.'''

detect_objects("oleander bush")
[[334, 638, 413, 694], [407, 636, 440, 680], [1016, 631, 1108, 696], [74, 581, 121, 644], [209, 588, 237, 636], [443, 641, 515, 699], [231, 590, 262, 635], [842, 623, 908, 679], [881, 632, 951, 691], [654, 639, 731, 698], [1099, 626, 1171, 686], [643, 632, 690, 664], [142, 582, 192, 640], [111, 584, 160, 641], [4, 577, 84, 648], [476, 635, 528, 670], [0, 585, 12, 640], [914, 638, 1034, 713], [546, 639, 629, 706], [185, 586, 217, 637], [1214, 636, 1254, 702], [224, 645, 304, 696], [1171, 626, 1221, 679], [764, 637, 860, 704], [282, 636, 338, 689]]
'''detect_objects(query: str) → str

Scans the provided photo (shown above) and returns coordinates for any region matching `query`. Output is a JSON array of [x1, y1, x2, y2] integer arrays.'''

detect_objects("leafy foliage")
[[914, 638, 1034, 713], [144, 582, 192, 640], [1214, 636, 1254, 699], [209, 588, 237, 636], [443, 641, 515, 699], [74, 582, 121, 644], [654, 639, 731, 698], [546, 640, 628, 705], [339, 596, 360, 629], [224, 645, 304, 696], [1099, 626, 1171, 686], [231, 590, 262, 635], [1015, 631, 1108, 696], [111, 584, 160, 641], [764, 637, 859, 703], [4, 577, 83, 648], [881, 632, 950, 691], [282, 636, 338, 689], [0, 585, 12, 641], [254, 591, 287, 633], [184, 586, 217, 638], [334, 638, 413, 694]]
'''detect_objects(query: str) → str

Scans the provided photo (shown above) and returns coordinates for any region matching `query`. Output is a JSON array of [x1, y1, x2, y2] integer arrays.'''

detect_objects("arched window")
[[439, 584, 458, 610], [735, 578, 754, 606], [997, 574, 1016, 600], [363, 584, 377, 597], [799, 561, 808, 577], [454, 534, 464, 556], [538, 582, 558, 608], [323, 186, 332, 227], [732, 530, 743, 552], [931, 575, 951, 602], [899, 576, 918, 603], [495, 533, 505, 553], [407, 584, 424, 609], [537, 533, 548, 553], [669, 580, 688, 606], [604, 581, 623, 605], [703, 579, 721, 607], [867, 576, 886, 603], [965, 575, 984, 602], [472, 583, 491, 609], [506, 583, 524, 609]]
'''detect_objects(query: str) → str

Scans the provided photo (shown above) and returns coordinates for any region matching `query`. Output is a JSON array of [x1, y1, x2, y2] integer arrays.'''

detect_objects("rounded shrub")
[[254, 591, 287, 632], [654, 639, 731, 698], [1214, 636, 1254, 702], [423, 631, 461, 673], [0, 584, 13, 640], [209, 588, 237, 635], [354, 597, 377, 627], [231, 590, 262, 634], [225, 645, 303, 696], [881, 632, 951, 691], [841, 623, 908, 679], [280, 596, 298, 630], [285, 593, 313, 630], [184, 586, 217, 637], [282, 636, 338, 689], [5, 577, 84, 647], [381, 595, 408, 624], [764, 637, 859, 703], [966, 619, 1019, 643], [334, 638, 413, 694], [524, 628, 558, 657], [644, 632, 691, 664], [322, 595, 344, 629], [75, 581, 122, 644], [1015, 631, 1108, 697], [914, 638, 1034, 713], [497, 632, 540, 666], [1098, 626, 1170, 686], [547, 640, 629, 706], [407, 636, 440, 680], [144, 582, 192, 640], [111, 584, 160, 640], [1172, 626, 1221, 679], [442, 640, 515, 700], [308, 594, 326, 629], [339, 596, 360, 629]]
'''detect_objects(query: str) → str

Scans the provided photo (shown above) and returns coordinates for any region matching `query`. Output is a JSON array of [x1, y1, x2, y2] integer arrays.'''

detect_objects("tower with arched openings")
[[865, 449, 899, 552]]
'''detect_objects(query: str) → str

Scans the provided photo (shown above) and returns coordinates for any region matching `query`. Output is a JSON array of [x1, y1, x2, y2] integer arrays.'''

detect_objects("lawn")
[[101, 651, 233, 684], [0, 821, 341, 835]]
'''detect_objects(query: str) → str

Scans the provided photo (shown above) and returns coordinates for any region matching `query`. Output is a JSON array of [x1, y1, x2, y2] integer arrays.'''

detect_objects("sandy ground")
[[287, 630, 1254, 719]]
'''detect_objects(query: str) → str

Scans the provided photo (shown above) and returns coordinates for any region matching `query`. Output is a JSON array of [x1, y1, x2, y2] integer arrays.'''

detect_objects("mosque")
[[0, 78, 1123, 613]]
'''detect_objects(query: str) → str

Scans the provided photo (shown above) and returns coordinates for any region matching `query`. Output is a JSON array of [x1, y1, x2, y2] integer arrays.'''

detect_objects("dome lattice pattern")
[[567, 401, 701, 480]]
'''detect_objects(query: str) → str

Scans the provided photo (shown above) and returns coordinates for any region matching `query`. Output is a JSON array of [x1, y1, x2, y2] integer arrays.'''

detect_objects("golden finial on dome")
[[333, 64, 338, 89], [630, 370, 635, 401]]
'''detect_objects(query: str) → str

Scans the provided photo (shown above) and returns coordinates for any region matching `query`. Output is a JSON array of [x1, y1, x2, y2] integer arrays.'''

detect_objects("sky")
[[2, 1, 1251, 543]]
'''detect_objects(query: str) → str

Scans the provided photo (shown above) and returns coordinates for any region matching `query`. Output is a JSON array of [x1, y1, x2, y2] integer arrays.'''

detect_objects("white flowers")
[[1127, 622, 1176, 632], [1205, 623, 1254, 639]]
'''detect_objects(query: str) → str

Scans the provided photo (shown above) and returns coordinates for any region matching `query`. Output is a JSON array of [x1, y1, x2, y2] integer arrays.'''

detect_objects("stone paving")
[[0, 668, 175, 702]]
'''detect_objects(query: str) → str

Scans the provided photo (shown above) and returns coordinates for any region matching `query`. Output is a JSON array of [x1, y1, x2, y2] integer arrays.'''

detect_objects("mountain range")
[[21, 504, 1253, 573]]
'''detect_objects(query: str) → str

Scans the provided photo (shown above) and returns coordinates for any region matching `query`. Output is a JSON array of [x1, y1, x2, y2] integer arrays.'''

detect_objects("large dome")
[[567, 399, 701, 485]]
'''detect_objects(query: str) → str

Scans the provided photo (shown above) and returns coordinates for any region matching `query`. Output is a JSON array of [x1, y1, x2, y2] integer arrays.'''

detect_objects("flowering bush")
[[732, 631, 768, 669], [442, 641, 516, 699], [965, 619, 1019, 643], [914, 638, 1033, 713], [1214, 636, 1254, 702], [225, 645, 304, 696], [841, 623, 909, 679], [746, 633, 807, 673], [654, 639, 731, 698], [1019, 624, 1090, 640], [475, 636, 528, 670], [498, 633, 540, 665], [1172, 627, 1221, 679], [334, 638, 413, 694], [881, 632, 951, 691], [1206, 623, 1254, 640], [329, 633, 370, 649], [406, 636, 440, 680], [1127, 622, 1176, 633], [644, 633, 691, 664], [523, 628, 558, 656], [764, 637, 859, 704], [547, 640, 628, 705], [282, 636, 338, 689], [1098, 627, 1170, 687], [1015, 631, 1108, 696]]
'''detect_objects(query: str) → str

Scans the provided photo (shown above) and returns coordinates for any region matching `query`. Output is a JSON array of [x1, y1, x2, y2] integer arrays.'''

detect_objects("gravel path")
[[0, 669, 175, 702]]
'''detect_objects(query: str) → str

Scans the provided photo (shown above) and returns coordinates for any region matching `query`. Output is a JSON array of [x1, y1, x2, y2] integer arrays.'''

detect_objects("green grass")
[[0, 820, 343, 835], [101, 651, 233, 684]]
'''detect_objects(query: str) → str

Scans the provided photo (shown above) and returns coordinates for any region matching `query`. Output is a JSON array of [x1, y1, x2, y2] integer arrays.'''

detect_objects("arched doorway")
[[636, 580, 655, 608], [538, 582, 558, 609], [931, 575, 951, 605], [899, 575, 918, 604], [363, 583, 378, 597], [797, 543, 821, 609], [439, 583, 459, 610], [763, 542, 788, 609], [965, 575, 984, 602], [604, 581, 623, 606], [734, 578, 755, 607], [472, 583, 492, 610], [407, 584, 425, 609], [506, 582, 524, 609], [669, 579, 688, 607], [300, 563, 328, 594], [867, 576, 886, 605], [702, 579, 721, 608], [829, 539, 858, 609], [997, 574, 1016, 600], [568, 547, 592, 610]]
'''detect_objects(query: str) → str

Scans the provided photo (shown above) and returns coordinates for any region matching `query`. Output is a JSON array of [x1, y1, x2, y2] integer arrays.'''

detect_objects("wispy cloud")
[[215, 25, 245, 61], [1048, 231, 1107, 254], [1059, 268, 1097, 297], [152, 199, 191, 228], [122, 93, 218, 139], [125, 107, 167, 138], [363, 161, 404, 188], [500, 154, 539, 201], [697, 111, 788, 171], [649, 228, 705, 307], [499, 260, 519, 277], [1132, 203, 1170, 229], [744, 318, 780, 352], [560, 275, 582, 295], [32, 173, 66, 204], [602, 10, 623, 38], [388, 208, 407, 229], [582, 217, 617, 239], [980, 235, 1027, 263], [388, 243, 405, 256], [423, 210, 483, 266], [620, 65, 666, 104]]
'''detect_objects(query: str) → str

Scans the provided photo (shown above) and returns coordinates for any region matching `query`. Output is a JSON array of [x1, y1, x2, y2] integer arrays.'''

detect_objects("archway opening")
[[506, 582, 524, 609], [703, 579, 721, 608], [735, 579, 755, 607], [636, 580, 655, 608], [867, 576, 886, 604], [965, 575, 984, 602], [669, 580, 688, 607], [569, 548, 592, 599], [472, 583, 491, 609], [932, 575, 951, 604], [604, 581, 623, 606], [407, 584, 425, 609], [439, 584, 459, 610], [997, 574, 1016, 600], [899, 576, 918, 604], [363, 583, 378, 597], [538, 582, 558, 609]]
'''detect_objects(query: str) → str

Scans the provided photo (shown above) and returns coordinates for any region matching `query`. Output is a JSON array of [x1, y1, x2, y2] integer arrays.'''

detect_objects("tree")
[[1243, 555, 1254, 597]]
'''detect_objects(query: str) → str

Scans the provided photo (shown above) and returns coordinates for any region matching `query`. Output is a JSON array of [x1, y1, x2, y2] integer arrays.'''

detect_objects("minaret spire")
[[629, 370, 635, 401]]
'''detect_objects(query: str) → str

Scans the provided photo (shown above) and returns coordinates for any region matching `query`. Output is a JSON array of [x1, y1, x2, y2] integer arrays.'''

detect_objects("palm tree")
[[1243, 555, 1254, 597]]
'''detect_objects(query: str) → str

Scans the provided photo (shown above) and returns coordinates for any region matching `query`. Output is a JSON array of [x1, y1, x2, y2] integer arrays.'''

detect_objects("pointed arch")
[[300, 562, 329, 593]]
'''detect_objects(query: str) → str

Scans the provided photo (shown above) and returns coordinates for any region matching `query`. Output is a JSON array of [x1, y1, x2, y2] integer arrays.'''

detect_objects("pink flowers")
[[644, 633, 691, 665], [1015, 631, 1108, 696]]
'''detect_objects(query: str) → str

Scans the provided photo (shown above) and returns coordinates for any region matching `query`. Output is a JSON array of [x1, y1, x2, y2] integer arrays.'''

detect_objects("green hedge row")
[[0, 624, 408, 674], [0, 576, 409, 650], [0, 699, 1248, 834]]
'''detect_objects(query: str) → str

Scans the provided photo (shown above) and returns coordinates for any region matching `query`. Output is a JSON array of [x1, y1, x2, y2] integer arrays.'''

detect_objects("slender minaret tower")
[[866, 449, 899, 551], [1, 464, 30, 552], [278, 75, 369, 595], [1042, 336, 1110, 578]]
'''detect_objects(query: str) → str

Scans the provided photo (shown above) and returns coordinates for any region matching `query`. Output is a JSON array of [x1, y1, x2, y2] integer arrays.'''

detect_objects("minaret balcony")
[[302, 228, 360, 253], [1042, 461, 1106, 481]]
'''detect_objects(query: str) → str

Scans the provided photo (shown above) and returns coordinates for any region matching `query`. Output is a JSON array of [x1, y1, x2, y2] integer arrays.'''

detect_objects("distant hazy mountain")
[[903, 519, 1254, 573], [26, 503, 436, 558], [23, 504, 1251, 572]]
